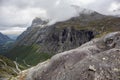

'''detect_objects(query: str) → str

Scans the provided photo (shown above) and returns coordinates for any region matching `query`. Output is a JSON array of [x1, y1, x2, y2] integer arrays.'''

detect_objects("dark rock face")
[[15, 11, 107, 53], [16, 25, 95, 53], [17, 32, 120, 80], [31, 17, 48, 27], [15, 17, 96, 54], [36, 27, 94, 53]]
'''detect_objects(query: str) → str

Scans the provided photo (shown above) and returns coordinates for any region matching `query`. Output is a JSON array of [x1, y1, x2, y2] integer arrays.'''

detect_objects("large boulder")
[[17, 32, 120, 80]]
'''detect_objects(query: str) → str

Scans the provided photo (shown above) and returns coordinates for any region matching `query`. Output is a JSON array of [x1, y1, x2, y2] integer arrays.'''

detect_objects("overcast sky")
[[0, 0, 120, 36]]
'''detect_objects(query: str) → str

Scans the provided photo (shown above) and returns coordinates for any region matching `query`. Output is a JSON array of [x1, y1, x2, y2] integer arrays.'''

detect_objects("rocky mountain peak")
[[71, 5, 95, 15], [0, 32, 9, 39], [31, 17, 49, 27]]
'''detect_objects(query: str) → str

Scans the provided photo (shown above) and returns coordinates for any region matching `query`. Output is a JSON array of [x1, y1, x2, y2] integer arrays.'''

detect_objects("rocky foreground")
[[15, 32, 120, 80]]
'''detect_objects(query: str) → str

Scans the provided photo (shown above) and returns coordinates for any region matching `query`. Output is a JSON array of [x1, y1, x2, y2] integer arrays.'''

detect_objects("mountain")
[[0, 32, 11, 45], [15, 32, 120, 80], [6, 9, 120, 66], [0, 32, 14, 54], [8, 35, 18, 40]]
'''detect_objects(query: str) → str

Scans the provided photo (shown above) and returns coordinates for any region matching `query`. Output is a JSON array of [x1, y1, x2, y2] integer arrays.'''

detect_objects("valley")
[[0, 6, 120, 80]]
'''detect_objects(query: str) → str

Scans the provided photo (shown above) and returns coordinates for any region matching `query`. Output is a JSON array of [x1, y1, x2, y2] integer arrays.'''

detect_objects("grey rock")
[[31, 17, 48, 27], [17, 32, 120, 80], [15, 14, 99, 54], [16, 25, 95, 53]]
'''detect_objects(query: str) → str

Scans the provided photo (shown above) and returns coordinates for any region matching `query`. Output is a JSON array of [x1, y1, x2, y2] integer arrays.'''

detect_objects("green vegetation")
[[0, 40, 14, 54], [0, 55, 17, 78], [7, 44, 53, 66]]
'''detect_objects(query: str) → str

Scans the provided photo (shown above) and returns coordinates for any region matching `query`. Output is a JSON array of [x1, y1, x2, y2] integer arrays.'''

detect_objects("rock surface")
[[16, 32, 120, 80], [15, 17, 96, 53]]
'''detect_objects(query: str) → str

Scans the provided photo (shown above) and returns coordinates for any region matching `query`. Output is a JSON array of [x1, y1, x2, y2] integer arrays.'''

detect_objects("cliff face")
[[15, 11, 106, 53], [16, 15, 98, 53], [16, 32, 120, 80], [15, 12, 120, 51], [16, 26, 94, 53], [7, 11, 120, 65]]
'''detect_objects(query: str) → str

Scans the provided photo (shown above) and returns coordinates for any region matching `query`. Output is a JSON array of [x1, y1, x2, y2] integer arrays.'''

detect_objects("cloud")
[[0, 0, 120, 36], [0, 6, 47, 28], [108, 2, 120, 15], [0, 27, 26, 35]]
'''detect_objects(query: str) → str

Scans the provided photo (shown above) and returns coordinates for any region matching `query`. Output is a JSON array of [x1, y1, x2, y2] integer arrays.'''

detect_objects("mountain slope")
[[16, 32, 120, 80], [0, 55, 19, 80], [0, 32, 12, 45], [7, 10, 120, 65], [0, 32, 14, 54]]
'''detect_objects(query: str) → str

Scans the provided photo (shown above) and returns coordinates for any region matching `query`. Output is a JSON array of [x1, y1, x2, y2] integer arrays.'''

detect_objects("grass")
[[6, 44, 53, 66], [0, 55, 17, 78]]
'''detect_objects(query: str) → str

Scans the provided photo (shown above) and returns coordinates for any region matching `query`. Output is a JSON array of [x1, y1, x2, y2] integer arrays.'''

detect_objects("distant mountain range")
[[7, 35, 18, 40], [0, 32, 14, 54], [6, 8, 120, 66], [0, 32, 12, 44]]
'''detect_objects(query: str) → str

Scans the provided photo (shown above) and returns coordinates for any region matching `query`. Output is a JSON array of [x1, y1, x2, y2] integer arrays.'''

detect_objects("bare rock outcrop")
[[16, 32, 120, 80]]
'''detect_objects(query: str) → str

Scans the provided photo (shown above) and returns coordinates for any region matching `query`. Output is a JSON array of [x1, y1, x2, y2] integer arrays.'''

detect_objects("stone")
[[16, 32, 120, 80]]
